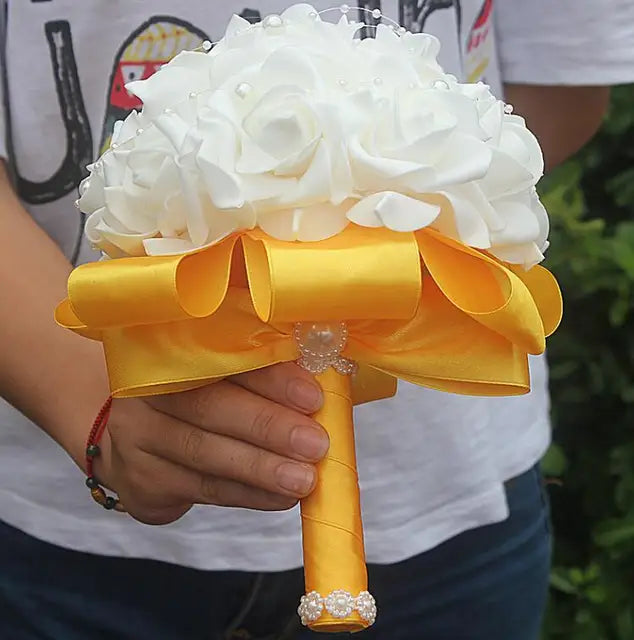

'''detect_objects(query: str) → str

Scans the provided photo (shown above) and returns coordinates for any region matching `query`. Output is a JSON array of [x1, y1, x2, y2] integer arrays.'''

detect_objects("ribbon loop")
[[242, 226, 422, 324], [416, 229, 547, 355], [67, 239, 236, 329]]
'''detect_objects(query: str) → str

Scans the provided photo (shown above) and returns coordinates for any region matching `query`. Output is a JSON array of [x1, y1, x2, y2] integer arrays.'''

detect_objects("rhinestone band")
[[298, 590, 377, 626]]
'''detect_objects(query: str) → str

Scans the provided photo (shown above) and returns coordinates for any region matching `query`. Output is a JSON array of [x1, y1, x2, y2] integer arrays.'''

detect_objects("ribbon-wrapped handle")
[[299, 368, 374, 632]]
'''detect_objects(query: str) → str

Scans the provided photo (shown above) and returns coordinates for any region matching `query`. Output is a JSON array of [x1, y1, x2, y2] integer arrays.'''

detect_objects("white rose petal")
[[259, 201, 350, 242], [346, 192, 441, 232]]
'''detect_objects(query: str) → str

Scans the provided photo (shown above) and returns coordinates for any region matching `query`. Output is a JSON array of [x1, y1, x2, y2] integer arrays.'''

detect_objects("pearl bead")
[[504, 104, 514, 114], [74, 199, 81, 210], [337, 78, 348, 88], [263, 14, 283, 29], [164, 107, 174, 114], [308, 11, 318, 20], [373, 77, 383, 86], [340, 3, 350, 13], [111, 142, 119, 149], [136, 128, 144, 135], [432, 79, 450, 90], [188, 92, 198, 99], [398, 26, 407, 34], [371, 8, 382, 19], [201, 40, 212, 51], [235, 82, 252, 99]]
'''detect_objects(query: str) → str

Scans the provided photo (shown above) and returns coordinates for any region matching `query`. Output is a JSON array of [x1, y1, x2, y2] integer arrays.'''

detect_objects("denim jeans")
[[0, 466, 551, 640]]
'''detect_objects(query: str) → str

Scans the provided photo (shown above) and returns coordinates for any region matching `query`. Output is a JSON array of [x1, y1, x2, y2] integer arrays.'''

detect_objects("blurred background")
[[539, 84, 634, 640]]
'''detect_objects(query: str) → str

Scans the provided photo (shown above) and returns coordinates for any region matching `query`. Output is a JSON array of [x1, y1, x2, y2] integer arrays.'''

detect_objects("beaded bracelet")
[[85, 396, 126, 513]]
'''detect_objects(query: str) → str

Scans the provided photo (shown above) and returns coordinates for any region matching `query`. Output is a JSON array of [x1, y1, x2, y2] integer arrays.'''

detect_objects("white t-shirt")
[[1, 0, 633, 571]]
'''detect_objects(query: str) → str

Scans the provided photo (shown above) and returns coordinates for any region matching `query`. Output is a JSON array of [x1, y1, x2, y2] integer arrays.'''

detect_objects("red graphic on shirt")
[[99, 17, 209, 153], [465, 0, 493, 82], [109, 61, 165, 111], [467, 0, 492, 54]]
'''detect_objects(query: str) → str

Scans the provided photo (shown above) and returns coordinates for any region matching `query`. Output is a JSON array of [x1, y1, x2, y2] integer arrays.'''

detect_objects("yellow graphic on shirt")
[[465, 0, 493, 83], [100, 18, 209, 154]]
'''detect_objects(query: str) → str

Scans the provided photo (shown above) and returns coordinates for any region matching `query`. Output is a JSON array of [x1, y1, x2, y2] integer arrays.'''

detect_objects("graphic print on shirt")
[[399, 0, 462, 35], [357, 1, 383, 38], [464, 0, 493, 82], [16, 21, 93, 205], [99, 17, 210, 154]]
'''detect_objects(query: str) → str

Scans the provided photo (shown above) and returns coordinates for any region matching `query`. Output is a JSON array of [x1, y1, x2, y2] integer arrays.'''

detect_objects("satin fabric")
[[56, 224, 561, 633], [56, 225, 561, 401], [301, 369, 368, 632]]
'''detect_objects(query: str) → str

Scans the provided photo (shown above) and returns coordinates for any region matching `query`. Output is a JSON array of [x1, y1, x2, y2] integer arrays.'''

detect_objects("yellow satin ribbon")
[[56, 225, 561, 400], [56, 224, 562, 634]]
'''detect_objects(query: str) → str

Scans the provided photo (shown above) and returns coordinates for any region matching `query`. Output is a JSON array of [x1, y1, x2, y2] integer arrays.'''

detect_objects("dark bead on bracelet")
[[85, 476, 99, 490], [86, 444, 101, 458], [104, 496, 118, 510]]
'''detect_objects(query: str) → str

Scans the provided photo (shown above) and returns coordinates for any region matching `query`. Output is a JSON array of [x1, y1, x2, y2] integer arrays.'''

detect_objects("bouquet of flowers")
[[57, 4, 562, 633]]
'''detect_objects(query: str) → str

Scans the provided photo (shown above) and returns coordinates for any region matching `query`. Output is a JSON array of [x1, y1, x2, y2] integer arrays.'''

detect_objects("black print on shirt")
[[16, 21, 93, 205], [99, 16, 210, 154], [399, 0, 462, 35], [358, 0, 382, 39], [239, 8, 262, 23]]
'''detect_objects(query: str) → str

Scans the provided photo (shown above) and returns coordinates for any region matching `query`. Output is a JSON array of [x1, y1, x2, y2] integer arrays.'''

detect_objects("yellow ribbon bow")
[[57, 224, 562, 632]]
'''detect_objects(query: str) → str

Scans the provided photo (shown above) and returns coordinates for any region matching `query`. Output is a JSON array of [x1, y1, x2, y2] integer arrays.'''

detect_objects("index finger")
[[231, 362, 323, 414]]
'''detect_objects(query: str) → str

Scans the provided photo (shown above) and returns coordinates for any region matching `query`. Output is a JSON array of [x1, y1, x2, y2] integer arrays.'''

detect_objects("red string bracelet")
[[85, 396, 126, 512]]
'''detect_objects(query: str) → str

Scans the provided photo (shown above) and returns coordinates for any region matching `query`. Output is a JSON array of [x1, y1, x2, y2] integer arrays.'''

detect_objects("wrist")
[[39, 340, 111, 472]]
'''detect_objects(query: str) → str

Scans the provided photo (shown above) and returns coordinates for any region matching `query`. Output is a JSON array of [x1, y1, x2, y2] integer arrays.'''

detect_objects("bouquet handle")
[[299, 368, 375, 632]]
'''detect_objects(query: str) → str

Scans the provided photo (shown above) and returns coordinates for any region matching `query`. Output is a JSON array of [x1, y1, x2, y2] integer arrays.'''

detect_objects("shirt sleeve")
[[495, 0, 634, 85]]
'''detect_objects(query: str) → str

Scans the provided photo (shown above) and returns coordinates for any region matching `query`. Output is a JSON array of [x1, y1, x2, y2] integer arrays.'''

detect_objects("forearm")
[[504, 84, 610, 171], [0, 164, 108, 467]]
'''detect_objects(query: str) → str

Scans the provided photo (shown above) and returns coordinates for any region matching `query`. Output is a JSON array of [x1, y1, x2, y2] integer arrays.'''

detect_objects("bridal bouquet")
[[57, 4, 562, 633]]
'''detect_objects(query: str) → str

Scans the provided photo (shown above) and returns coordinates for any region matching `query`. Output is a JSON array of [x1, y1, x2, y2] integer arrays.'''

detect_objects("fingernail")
[[276, 463, 315, 495], [291, 426, 330, 460], [287, 378, 323, 412]]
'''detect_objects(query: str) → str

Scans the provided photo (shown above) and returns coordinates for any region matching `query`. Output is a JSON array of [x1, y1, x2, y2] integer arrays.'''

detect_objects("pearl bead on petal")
[[263, 14, 284, 29], [235, 82, 252, 99]]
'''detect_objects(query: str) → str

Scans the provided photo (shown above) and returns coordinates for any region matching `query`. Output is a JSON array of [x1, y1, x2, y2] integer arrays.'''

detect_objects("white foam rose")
[[79, 3, 549, 267]]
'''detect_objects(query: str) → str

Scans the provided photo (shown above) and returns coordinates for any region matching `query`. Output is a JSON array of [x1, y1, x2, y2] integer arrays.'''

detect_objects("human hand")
[[95, 363, 327, 525]]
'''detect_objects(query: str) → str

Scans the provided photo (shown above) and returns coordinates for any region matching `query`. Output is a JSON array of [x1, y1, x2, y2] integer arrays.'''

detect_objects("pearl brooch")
[[294, 322, 356, 376], [325, 590, 355, 619]]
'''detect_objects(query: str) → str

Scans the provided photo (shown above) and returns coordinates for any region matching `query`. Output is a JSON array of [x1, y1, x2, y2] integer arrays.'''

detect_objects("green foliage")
[[540, 85, 634, 639]]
